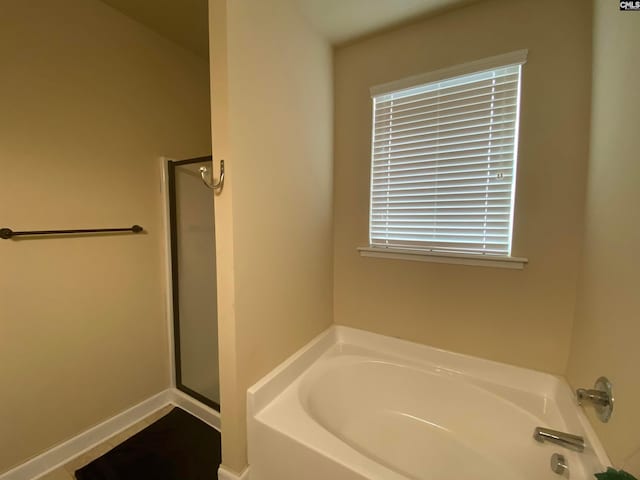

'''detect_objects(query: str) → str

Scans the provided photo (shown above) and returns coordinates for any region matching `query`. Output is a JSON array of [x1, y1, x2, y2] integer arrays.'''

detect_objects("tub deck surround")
[[247, 326, 609, 480]]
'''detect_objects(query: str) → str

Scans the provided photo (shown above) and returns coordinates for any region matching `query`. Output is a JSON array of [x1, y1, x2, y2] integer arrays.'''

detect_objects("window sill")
[[357, 246, 528, 270]]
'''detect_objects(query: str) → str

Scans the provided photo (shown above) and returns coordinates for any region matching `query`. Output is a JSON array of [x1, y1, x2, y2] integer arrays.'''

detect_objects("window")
[[364, 51, 528, 267]]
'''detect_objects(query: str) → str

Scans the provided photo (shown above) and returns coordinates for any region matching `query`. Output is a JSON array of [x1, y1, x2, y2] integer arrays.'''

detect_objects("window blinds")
[[370, 61, 524, 256]]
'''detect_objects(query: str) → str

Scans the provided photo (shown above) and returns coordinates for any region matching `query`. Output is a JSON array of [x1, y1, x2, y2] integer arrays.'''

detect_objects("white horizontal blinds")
[[370, 64, 522, 255]]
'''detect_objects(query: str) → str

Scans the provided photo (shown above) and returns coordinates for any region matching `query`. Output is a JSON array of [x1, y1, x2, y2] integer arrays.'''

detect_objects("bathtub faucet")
[[576, 388, 611, 407], [575, 376, 614, 423], [533, 427, 585, 452]]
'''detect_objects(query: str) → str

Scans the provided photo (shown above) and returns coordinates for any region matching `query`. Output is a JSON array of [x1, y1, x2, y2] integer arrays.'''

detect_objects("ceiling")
[[299, 0, 478, 44], [99, 0, 475, 58], [99, 0, 209, 58]]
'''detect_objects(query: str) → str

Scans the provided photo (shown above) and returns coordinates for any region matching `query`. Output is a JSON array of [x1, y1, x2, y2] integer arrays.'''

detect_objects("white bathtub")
[[247, 326, 608, 480]]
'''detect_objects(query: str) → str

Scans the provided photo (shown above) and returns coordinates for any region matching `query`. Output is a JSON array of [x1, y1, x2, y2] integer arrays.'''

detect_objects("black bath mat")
[[75, 407, 221, 480]]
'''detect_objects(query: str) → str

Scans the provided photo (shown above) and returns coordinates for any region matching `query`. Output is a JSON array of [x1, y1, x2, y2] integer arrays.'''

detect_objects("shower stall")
[[166, 156, 220, 410]]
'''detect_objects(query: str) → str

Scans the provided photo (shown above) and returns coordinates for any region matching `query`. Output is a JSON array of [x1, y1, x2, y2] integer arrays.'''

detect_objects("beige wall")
[[0, 0, 211, 473], [566, 1, 640, 471], [208, 0, 243, 473], [209, 0, 334, 473], [333, 0, 592, 374]]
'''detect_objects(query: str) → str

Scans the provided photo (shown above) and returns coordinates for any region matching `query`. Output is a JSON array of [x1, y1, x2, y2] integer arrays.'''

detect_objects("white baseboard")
[[218, 465, 251, 480], [1, 388, 220, 480], [1, 390, 172, 480]]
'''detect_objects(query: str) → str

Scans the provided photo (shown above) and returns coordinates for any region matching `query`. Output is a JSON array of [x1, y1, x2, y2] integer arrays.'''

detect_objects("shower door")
[[167, 157, 220, 410]]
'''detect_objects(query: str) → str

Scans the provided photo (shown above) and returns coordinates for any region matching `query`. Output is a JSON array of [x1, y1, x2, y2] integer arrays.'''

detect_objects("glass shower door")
[[168, 157, 219, 410]]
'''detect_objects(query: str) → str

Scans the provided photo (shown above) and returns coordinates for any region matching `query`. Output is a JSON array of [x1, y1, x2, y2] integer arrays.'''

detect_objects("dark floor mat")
[[75, 407, 220, 480]]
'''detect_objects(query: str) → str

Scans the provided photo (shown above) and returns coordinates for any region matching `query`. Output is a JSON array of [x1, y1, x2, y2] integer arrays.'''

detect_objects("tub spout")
[[533, 427, 585, 452]]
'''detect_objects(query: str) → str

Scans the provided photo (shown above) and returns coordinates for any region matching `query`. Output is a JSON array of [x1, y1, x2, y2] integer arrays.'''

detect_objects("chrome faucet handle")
[[576, 388, 610, 406], [576, 376, 614, 423]]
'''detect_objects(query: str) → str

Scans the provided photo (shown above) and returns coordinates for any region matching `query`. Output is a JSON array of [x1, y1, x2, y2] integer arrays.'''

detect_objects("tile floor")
[[38, 404, 175, 480]]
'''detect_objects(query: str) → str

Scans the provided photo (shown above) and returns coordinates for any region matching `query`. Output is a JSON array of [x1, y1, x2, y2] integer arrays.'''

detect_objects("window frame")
[[362, 50, 529, 269]]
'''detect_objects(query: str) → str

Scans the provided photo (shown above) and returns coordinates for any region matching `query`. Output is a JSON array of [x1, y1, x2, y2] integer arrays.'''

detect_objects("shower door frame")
[[167, 156, 220, 411]]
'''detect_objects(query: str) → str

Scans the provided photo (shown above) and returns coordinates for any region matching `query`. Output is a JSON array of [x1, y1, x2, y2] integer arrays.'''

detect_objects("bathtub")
[[247, 326, 609, 480]]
